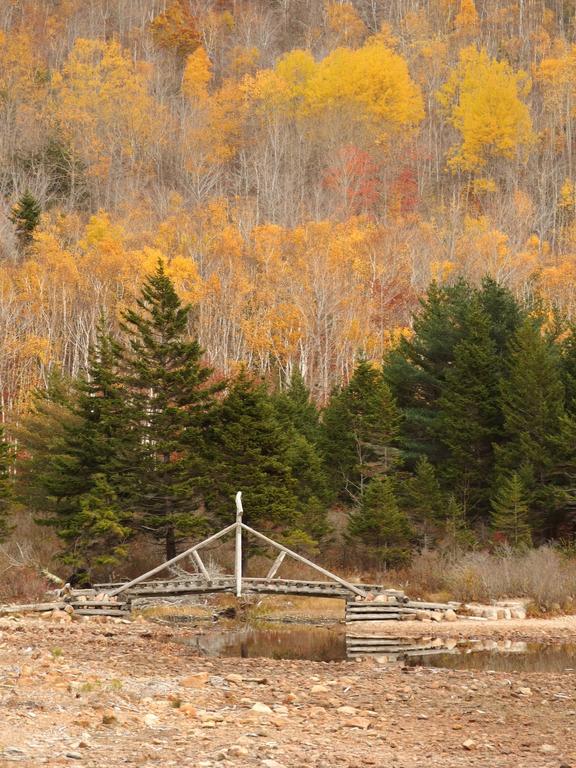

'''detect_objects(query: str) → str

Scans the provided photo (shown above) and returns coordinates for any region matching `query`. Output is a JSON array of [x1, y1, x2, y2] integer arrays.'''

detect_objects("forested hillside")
[[1, 0, 576, 409], [3, 1, 576, 578]]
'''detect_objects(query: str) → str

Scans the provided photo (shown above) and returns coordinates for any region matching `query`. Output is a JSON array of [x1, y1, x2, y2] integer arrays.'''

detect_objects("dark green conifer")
[[321, 360, 400, 499], [400, 456, 444, 547], [122, 261, 223, 559], [347, 477, 413, 567], [490, 472, 532, 549], [207, 371, 301, 536], [10, 190, 41, 247]]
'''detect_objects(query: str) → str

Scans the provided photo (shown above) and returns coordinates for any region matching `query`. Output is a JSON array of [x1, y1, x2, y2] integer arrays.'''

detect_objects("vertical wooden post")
[[235, 491, 243, 597]]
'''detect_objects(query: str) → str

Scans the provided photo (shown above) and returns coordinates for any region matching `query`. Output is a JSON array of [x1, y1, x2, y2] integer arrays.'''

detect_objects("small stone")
[[310, 684, 330, 694], [510, 608, 527, 619], [65, 753, 83, 760], [261, 761, 286, 768], [226, 673, 243, 684], [143, 713, 159, 727], [462, 739, 476, 751], [539, 744, 557, 754], [429, 612, 442, 622], [517, 687, 532, 696], [337, 706, 357, 715], [251, 702, 273, 714], [181, 672, 210, 688], [228, 745, 249, 757], [179, 703, 198, 716], [102, 709, 117, 725], [483, 607, 498, 620], [443, 609, 458, 622], [342, 716, 371, 729]]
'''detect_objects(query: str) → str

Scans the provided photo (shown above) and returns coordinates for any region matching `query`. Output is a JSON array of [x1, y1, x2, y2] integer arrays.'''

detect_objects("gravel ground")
[[0, 614, 574, 768]]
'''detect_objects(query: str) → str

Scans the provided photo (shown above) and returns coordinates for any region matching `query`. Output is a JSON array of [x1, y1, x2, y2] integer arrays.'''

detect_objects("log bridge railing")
[[102, 493, 391, 602]]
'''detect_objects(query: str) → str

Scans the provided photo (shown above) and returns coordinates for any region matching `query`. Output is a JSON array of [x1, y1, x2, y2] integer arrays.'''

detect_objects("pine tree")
[[321, 360, 400, 499], [490, 472, 532, 549], [347, 477, 413, 567], [385, 278, 522, 467], [400, 456, 444, 547], [17, 328, 136, 570], [122, 261, 223, 559], [274, 369, 322, 445], [10, 190, 41, 247], [206, 371, 302, 538], [0, 424, 13, 542], [74, 475, 132, 572], [442, 494, 475, 558], [495, 318, 566, 535], [434, 298, 502, 517]]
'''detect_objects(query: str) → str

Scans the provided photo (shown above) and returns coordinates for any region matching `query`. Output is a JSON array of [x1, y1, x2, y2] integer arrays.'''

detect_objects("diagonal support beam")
[[265, 551, 286, 581], [107, 522, 237, 597], [240, 523, 367, 597], [191, 550, 211, 582]]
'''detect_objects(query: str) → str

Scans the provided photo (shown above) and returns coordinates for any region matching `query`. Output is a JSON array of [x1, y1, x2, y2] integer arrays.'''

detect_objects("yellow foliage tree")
[[182, 46, 212, 101], [325, 1, 367, 48], [437, 46, 534, 172], [454, 0, 479, 33], [52, 39, 160, 181]]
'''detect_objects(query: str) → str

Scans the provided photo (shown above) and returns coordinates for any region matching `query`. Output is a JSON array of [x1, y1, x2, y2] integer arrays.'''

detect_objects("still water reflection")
[[184, 623, 576, 672]]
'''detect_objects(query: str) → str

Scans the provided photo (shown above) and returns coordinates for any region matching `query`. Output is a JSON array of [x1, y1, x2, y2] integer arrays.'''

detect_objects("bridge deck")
[[93, 576, 403, 600]]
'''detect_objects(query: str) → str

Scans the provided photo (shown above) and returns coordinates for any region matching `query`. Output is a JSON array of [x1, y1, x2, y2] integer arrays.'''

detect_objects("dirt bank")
[[0, 615, 574, 768]]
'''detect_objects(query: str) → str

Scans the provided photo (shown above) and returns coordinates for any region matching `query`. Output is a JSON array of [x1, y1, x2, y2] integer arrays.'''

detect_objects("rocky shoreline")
[[0, 615, 574, 767]]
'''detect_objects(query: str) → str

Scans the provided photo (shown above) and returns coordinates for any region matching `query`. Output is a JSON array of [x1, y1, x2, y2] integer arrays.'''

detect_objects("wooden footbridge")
[[1, 492, 456, 630], [70, 493, 403, 614]]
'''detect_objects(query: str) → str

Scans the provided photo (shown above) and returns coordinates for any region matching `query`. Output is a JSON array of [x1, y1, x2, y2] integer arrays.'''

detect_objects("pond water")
[[183, 623, 576, 672]]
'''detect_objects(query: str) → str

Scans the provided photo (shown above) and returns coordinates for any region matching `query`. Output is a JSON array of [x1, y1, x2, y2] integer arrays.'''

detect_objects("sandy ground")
[[0, 614, 574, 768]]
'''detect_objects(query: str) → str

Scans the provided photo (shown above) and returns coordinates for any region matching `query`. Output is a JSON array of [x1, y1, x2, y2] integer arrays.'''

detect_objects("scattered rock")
[[251, 702, 273, 714], [342, 717, 371, 729], [539, 744, 557, 754], [181, 672, 210, 688], [462, 739, 476, 751], [443, 609, 458, 622]]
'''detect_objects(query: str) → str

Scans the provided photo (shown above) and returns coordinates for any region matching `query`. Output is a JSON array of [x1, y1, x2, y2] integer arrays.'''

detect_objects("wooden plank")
[[73, 608, 129, 617], [235, 492, 242, 597]]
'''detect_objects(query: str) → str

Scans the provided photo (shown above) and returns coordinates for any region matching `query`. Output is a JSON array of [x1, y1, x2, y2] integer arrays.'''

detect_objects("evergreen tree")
[[274, 369, 322, 445], [0, 424, 13, 542], [74, 475, 132, 572], [490, 472, 532, 548], [15, 369, 78, 516], [321, 360, 400, 499], [400, 455, 444, 547], [442, 494, 475, 558], [434, 298, 502, 517], [206, 371, 303, 539], [18, 328, 135, 570], [122, 261, 223, 559], [384, 278, 522, 467], [10, 190, 41, 247], [495, 318, 565, 535], [347, 477, 413, 567]]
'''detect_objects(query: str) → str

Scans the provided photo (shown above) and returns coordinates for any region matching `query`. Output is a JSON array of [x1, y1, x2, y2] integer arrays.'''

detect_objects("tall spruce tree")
[[17, 328, 135, 571], [495, 318, 565, 535], [400, 455, 444, 547], [321, 360, 400, 499], [442, 494, 475, 558], [122, 261, 223, 559], [347, 477, 413, 567], [206, 371, 313, 547], [490, 472, 532, 548], [434, 298, 502, 517], [274, 370, 322, 445], [384, 278, 522, 469], [10, 190, 41, 247]]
